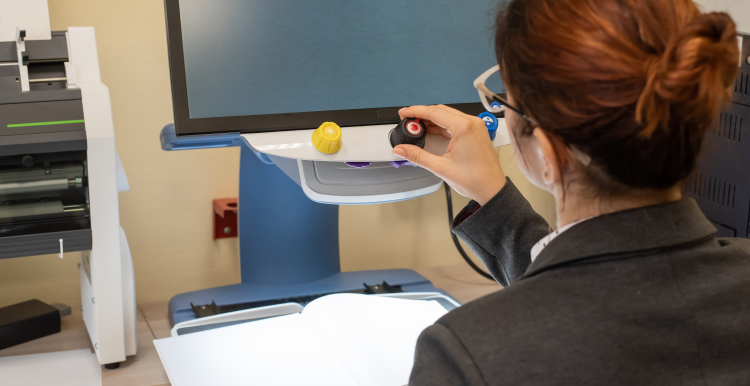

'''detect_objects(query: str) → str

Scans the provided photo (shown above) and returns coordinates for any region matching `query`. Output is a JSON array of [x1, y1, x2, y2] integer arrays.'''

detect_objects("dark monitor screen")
[[165, 0, 503, 135]]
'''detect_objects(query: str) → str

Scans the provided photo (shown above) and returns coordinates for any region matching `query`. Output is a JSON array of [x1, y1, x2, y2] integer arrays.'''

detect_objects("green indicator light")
[[7, 119, 85, 128]]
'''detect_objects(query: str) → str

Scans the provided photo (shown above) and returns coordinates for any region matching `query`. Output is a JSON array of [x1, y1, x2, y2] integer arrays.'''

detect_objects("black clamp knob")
[[389, 118, 427, 149]]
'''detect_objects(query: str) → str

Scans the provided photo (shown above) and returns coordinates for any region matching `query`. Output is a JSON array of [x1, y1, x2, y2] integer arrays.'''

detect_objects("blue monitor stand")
[[161, 125, 450, 326]]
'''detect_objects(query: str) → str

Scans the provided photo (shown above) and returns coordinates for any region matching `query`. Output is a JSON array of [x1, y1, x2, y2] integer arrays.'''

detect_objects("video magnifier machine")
[[158, 0, 514, 333]]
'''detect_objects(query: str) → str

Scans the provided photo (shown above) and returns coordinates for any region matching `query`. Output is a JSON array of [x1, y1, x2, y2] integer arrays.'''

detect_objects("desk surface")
[[0, 264, 501, 386]]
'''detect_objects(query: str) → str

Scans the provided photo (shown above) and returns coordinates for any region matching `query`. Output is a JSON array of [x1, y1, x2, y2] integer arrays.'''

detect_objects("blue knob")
[[490, 101, 502, 110], [478, 112, 499, 141]]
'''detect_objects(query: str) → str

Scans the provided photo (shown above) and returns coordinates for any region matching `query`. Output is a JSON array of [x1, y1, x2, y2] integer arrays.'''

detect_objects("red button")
[[406, 121, 422, 135]]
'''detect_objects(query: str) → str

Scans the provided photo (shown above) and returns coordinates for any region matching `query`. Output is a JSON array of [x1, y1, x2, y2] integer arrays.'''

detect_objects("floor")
[[0, 264, 501, 386]]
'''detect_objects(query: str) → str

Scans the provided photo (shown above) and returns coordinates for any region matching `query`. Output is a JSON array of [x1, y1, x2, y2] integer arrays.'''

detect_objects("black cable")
[[443, 182, 496, 281]]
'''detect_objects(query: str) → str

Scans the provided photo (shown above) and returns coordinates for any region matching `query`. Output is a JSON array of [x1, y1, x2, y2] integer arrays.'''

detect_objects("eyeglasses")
[[473, 65, 538, 127]]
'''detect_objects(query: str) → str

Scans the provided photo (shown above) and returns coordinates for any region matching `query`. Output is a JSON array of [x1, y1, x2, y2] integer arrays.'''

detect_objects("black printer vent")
[[685, 173, 736, 209], [736, 70, 748, 98], [734, 69, 750, 107], [708, 111, 743, 142]]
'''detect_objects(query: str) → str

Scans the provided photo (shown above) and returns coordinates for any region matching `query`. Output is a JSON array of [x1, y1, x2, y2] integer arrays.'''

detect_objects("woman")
[[395, 0, 749, 384]]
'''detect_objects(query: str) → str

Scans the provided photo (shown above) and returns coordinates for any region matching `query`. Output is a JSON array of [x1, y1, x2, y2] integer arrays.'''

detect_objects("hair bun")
[[636, 12, 738, 138]]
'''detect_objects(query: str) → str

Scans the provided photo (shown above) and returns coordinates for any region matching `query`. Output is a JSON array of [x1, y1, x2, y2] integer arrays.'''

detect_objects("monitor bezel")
[[164, 0, 487, 136]]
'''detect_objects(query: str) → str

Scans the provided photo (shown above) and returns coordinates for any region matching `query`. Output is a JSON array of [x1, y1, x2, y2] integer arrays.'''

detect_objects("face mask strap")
[[571, 146, 592, 166]]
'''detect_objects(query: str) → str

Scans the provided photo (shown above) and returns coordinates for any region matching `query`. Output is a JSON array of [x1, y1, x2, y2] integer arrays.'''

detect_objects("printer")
[[0, 1, 136, 369]]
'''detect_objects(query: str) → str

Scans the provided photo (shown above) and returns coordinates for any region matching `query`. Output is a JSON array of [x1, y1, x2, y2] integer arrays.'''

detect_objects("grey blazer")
[[410, 178, 750, 385]]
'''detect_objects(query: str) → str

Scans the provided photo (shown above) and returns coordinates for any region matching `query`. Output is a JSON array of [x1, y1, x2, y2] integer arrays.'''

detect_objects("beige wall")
[[0, 0, 554, 309]]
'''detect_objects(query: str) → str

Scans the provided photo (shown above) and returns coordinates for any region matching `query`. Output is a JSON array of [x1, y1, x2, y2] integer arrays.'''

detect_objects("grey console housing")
[[271, 155, 443, 205]]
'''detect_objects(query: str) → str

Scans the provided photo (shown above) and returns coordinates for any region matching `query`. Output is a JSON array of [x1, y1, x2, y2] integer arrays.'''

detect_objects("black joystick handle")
[[389, 118, 427, 149]]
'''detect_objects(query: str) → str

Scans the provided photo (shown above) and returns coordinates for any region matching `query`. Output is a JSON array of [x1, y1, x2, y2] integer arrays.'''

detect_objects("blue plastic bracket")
[[238, 145, 340, 284], [160, 124, 243, 151]]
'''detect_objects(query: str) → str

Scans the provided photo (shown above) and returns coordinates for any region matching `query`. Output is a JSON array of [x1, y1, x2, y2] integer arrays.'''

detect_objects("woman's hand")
[[392, 105, 506, 205]]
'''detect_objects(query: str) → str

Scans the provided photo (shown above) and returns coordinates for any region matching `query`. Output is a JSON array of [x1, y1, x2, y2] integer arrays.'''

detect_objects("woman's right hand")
[[392, 105, 507, 206]]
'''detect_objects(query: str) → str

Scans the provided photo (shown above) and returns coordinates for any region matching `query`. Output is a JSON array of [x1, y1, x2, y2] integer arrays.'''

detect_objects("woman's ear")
[[532, 128, 561, 186]]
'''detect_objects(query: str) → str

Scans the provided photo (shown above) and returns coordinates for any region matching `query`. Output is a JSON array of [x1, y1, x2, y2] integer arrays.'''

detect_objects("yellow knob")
[[312, 122, 342, 154]]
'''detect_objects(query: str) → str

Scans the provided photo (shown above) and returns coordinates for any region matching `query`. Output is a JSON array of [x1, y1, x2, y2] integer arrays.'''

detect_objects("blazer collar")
[[522, 197, 717, 279]]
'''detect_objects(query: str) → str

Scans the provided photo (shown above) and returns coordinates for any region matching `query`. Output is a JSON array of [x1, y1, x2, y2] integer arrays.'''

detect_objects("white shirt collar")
[[530, 217, 592, 262]]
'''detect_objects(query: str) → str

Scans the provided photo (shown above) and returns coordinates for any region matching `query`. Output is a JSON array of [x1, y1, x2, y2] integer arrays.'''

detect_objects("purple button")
[[345, 162, 372, 168], [389, 160, 416, 168]]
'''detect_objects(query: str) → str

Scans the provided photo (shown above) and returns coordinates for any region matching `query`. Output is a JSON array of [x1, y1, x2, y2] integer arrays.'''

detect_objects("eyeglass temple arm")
[[485, 92, 522, 117], [476, 83, 512, 109], [477, 83, 512, 106], [477, 81, 538, 126]]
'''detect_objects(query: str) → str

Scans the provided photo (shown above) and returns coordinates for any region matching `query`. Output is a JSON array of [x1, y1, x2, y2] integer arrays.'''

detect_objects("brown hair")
[[495, 0, 739, 192]]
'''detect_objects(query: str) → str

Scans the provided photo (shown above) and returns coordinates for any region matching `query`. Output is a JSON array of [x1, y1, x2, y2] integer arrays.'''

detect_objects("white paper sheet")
[[0, 349, 102, 386], [155, 313, 358, 386], [154, 294, 448, 386], [303, 295, 448, 386]]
